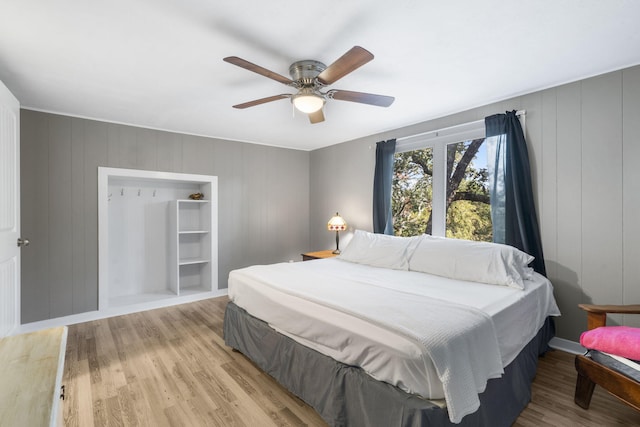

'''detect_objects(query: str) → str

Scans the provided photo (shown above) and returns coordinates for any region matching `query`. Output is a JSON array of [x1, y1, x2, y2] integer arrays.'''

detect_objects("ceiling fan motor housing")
[[289, 60, 327, 87]]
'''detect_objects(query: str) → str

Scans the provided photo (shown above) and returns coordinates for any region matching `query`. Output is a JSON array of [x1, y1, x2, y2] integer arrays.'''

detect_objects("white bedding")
[[228, 258, 560, 423]]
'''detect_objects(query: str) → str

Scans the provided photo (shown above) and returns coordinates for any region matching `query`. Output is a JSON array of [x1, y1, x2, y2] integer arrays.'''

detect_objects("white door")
[[0, 80, 20, 337]]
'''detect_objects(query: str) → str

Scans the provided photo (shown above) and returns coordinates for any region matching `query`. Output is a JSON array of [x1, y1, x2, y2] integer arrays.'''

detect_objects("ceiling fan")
[[223, 46, 395, 124]]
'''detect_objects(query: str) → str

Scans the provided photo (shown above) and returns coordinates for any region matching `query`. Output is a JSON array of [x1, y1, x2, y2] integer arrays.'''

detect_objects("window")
[[444, 139, 491, 241], [392, 147, 433, 237], [393, 121, 492, 241]]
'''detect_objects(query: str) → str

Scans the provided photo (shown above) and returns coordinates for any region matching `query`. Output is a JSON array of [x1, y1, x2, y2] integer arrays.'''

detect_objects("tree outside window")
[[392, 138, 492, 241]]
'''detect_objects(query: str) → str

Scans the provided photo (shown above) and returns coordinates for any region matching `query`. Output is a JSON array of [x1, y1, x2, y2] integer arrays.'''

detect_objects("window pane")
[[392, 148, 433, 236], [445, 139, 492, 241]]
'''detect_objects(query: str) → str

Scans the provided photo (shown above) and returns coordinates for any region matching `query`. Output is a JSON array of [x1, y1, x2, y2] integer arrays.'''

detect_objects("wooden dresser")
[[0, 327, 68, 426]]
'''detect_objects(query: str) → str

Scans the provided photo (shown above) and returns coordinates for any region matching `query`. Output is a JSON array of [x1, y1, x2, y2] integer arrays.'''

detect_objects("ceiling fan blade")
[[329, 90, 395, 107], [309, 109, 325, 124], [232, 94, 290, 109], [316, 46, 374, 86], [224, 56, 294, 86]]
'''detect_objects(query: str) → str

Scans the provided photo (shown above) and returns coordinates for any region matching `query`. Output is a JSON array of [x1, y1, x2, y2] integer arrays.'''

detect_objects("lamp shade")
[[327, 212, 347, 231]]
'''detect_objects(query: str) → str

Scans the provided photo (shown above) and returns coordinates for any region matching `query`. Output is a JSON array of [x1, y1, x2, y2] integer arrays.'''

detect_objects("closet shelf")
[[178, 257, 210, 266], [177, 199, 209, 204]]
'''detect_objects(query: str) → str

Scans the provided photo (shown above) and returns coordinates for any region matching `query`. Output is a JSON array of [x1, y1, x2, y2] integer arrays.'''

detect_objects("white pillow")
[[408, 235, 534, 289], [339, 230, 422, 270]]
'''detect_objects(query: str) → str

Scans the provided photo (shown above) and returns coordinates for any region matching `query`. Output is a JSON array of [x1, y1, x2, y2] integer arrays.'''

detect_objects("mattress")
[[228, 258, 560, 419]]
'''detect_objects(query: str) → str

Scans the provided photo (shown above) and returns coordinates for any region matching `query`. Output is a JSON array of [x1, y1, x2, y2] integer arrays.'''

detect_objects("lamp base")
[[333, 230, 341, 255]]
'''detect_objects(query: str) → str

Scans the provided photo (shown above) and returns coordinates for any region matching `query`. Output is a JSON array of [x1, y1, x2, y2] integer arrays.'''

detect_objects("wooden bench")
[[575, 304, 640, 411]]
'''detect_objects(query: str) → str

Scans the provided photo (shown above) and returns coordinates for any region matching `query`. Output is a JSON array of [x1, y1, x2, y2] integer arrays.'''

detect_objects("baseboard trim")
[[16, 289, 228, 335], [549, 337, 585, 355]]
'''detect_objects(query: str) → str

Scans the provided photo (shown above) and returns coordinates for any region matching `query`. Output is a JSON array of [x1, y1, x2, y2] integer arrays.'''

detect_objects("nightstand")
[[301, 250, 338, 261]]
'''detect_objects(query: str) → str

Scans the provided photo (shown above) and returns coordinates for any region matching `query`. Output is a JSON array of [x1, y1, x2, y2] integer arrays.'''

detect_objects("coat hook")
[[121, 188, 124, 196], [153, 190, 156, 197], [138, 189, 141, 196]]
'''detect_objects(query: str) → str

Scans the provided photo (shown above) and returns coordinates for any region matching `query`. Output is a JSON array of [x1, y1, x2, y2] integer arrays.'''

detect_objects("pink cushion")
[[580, 326, 640, 361]]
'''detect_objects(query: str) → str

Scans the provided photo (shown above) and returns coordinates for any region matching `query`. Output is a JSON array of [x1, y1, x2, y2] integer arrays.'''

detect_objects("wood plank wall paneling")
[[135, 128, 158, 171], [82, 120, 108, 312], [521, 92, 542, 204], [242, 144, 266, 264], [622, 66, 640, 328], [48, 116, 74, 318], [581, 73, 624, 324], [182, 134, 214, 175], [156, 132, 182, 173], [20, 113, 310, 323], [107, 124, 137, 169], [213, 140, 243, 274], [309, 65, 640, 342], [71, 118, 86, 315], [554, 82, 584, 339], [20, 110, 50, 321], [539, 89, 558, 282]]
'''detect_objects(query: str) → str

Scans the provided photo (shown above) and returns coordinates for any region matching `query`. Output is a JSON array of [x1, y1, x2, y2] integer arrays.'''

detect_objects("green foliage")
[[392, 150, 433, 237], [392, 140, 492, 241], [446, 200, 493, 241]]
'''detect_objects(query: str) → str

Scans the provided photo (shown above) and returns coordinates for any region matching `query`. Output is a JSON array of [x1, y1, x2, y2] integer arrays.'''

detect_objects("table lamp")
[[327, 212, 347, 254]]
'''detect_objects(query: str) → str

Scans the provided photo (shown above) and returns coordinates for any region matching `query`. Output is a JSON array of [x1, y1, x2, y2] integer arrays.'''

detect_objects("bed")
[[224, 231, 560, 426]]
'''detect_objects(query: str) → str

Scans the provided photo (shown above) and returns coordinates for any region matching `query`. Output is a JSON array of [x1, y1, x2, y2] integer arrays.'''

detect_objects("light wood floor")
[[62, 296, 640, 426]]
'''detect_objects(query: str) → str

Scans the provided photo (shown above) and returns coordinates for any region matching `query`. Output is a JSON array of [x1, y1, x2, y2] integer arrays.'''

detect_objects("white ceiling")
[[1, 1, 639, 151]]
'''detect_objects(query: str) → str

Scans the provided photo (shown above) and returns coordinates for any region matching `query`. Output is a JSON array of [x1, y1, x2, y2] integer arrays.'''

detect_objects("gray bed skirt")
[[223, 301, 555, 427]]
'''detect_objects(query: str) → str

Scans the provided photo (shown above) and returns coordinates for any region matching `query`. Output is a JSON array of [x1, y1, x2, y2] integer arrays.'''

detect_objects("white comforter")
[[228, 258, 560, 423]]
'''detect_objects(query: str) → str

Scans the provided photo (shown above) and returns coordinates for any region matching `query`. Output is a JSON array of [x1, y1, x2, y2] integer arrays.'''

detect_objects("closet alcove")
[[98, 167, 220, 314]]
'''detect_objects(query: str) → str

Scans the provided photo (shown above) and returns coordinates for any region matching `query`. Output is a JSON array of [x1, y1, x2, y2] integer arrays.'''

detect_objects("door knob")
[[17, 238, 30, 247]]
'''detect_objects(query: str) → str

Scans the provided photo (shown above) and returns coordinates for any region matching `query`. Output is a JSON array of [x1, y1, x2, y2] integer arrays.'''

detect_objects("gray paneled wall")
[[20, 112, 310, 323], [310, 65, 640, 342]]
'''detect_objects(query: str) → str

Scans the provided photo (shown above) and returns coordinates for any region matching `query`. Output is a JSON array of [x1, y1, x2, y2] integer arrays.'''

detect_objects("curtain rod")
[[396, 110, 525, 142]]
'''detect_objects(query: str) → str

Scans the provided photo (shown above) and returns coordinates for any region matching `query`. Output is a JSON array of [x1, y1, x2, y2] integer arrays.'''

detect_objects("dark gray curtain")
[[373, 139, 396, 234], [485, 111, 546, 276]]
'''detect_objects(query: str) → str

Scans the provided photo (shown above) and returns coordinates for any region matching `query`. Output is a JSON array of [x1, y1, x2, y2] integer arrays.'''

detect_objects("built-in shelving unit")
[[98, 167, 219, 314], [169, 199, 212, 295]]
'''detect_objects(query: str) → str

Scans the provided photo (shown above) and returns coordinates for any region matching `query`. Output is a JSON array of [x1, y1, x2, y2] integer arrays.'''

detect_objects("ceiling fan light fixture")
[[292, 91, 324, 114]]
